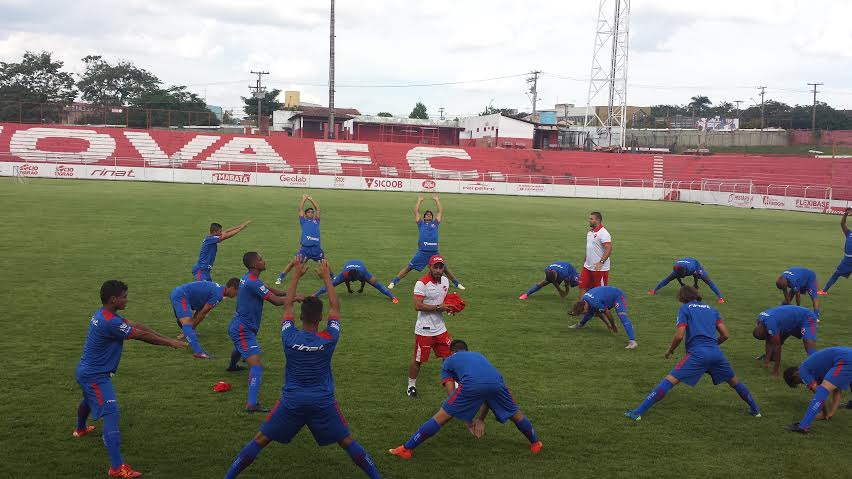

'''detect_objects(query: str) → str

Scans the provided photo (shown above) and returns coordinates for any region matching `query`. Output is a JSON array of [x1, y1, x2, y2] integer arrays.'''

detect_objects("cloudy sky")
[[1, 0, 851, 117]]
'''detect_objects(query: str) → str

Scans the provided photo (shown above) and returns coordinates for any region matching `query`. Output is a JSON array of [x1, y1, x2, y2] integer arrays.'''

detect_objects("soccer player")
[[783, 346, 852, 433], [74, 280, 186, 478], [276, 195, 324, 284], [752, 305, 818, 377], [389, 339, 542, 459], [819, 207, 852, 295], [169, 278, 240, 358], [406, 255, 453, 397], [648, 257, 725, 303], [624, 286, 761, 421], [223, 260, 382, 479], [313, 259, 398, 303], [227, 252, 292, 412], [388, 195, 465, 290], [569, 285, 638, 349], [776, 267, 821, 318], [519, 261, 579, 300], [192, 220, 250, 281], [577, 211, 612, 300]]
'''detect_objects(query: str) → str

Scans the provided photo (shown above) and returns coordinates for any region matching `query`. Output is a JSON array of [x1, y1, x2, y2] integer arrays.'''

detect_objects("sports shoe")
[[245, 404, 270, 413], [530, 441, 543, 454], [749, 409, 762, 418], [754, 354, 766, 361], [624, 410, 641, 421], [226, 365, 246, 372], [193, 352, 213, 359], [519, 294, 528, 300], [717, 298, 725, 304], [568, 323, 585, 329], [73, 424, 96, 438], [406, 386, 418, 398], [625, 340, 638, 350], [817, 290, 828, 296], [784, 422, 809, 434], [387, 282, 395, 290], [391, 297, 399, 304], [388, 445, 412, 459], [108, 464, 142, 478], [646, 290, 656, 295], [274, 278, 282, 285], [457, 284, 466, 290], [844, 400, 852, 410]]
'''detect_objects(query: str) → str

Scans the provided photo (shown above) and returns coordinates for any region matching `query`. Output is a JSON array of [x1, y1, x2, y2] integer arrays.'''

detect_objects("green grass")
[[1, 178, 851, 479], [709, 144, 852, 155]]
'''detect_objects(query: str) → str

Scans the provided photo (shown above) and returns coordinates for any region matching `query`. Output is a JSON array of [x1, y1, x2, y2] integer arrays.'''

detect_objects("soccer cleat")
[[245, 404, 270, 413], [73, 425, 96, 438], [108, 464, 142, 478], [717, 298, 725, 304], [519, 294, 528, 300], [457, 284, 466, 290], [784, 422, 809, 434], [193, 352, 213, 359], [817, 290, 828, 296], [749, 409, 762, 418], [274, 278, 282, 285], [845, 400, 852, 410], [387, 282, 395, 290], [530, 441, 543, 454], [624, 410, 641, 421], [646, 290, 656, 295], [754, 354, 766, 361], [226, 365, 246, 372], [625, 341, 638, 350], [568, 323, 585, 329], [388, 445, 412, 460], [392, 297, 399, 304], [406, 386, 418, 398]]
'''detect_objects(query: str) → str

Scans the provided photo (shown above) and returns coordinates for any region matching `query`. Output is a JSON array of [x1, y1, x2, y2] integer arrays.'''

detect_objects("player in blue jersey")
[[775, 267, 821, 318], [783, 347, 852, 433], [74, 280, 186, 478], [192, 220, 251, 281], [313, 260, 398, 303], [390, 339, 541, 459], [820, 207, 852, 295], [388, 195, 464, 290], [624, 286, 761, 421], [224, 260, 382, 479], [569, 286, 638, 349], [227, 252, 294, 413], [752, 305, 818, 377], [169, 278, 240, 358], [519, 261, 579, 300], [648, 257, 725, 303], [275, 195, 324, 284]]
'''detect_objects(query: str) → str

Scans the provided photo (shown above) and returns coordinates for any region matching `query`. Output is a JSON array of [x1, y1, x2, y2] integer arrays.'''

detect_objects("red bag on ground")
[[444, 292, 466, 315], [212, 381, 232, 392]]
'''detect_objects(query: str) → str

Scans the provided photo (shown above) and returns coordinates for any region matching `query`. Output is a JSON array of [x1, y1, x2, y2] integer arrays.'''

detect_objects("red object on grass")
[[213, 381, 232, 392]]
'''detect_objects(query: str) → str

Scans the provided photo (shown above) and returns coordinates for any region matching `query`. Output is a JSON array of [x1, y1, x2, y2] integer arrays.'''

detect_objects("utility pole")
[[807, 82, 823, 133], [526, 70, 541, 115], [758, 86, 766, 130], [249, 70, 269, 131], [734, 100, 743, 118], [438, 107, 445, 120], [327, 0, 336, 139]]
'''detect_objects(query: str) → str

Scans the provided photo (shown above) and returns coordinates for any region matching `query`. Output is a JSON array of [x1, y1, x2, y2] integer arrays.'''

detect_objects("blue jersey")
[[758, 305, 817, 337], [441, 351, 504, 386], [676, 301, 722, 351], [798, 347, 852, 386], [233, 272, 272, 331], [280, 313, 341, 406], [300, 216, 321, 246], [342, 260, 367, 274], [172, 281, 225, 311], [547, 262, 578, 282], [583, 286, 624, 311], [782, 267, 816, 290], [194, 234, 221, 271], [844, 230, 852, 256], [75, 308, 136, 380], [674, 257, 702, 275], [417, 219, 440, 252]]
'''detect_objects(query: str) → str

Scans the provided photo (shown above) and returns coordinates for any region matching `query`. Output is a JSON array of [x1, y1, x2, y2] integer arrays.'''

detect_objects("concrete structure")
[[290, 107, 360, 139], [458, 113, 535, 149], [341, 115, 461, 145]]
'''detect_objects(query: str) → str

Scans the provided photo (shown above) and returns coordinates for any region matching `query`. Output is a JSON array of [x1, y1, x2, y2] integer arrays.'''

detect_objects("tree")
[[688, 95, 712, 116], [130, 85, 218, 127], [409, 101, 428, 119], [0, 51, 77, 123], [77, 55, 160, 106], [241, 88, 282, 117], [222, 109, 239, 125], [376, 111, 393, 117]]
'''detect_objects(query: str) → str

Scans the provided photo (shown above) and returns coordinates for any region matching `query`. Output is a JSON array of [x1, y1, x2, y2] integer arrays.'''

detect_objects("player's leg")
[[725, 377, 761, 416], [650, 271, 677, 294], [509, 410, 541, 452], [338, 436, 381, 479], [444, 264, 464, 289], [245, 354, 267, 412], [821, 259, 851, 293], [487, 383, 541, 452], [298, 402, 380, 479], [616, 299, 637, 348], [226, 348, 244, 372], [73, 384, 96, 438], [699, 273, 724, 302], [521, 279, 549, 300], [89, 379, 137, 476], [315, 273, 345, 297], [789, 380, 838, 432], [367, 277, 396, 301], [626, 375, 680, 420], [172, 291, 205, 356], [224, 432, 271, 479], [391, 408, 453, 458], [390, 265, 413, 289]]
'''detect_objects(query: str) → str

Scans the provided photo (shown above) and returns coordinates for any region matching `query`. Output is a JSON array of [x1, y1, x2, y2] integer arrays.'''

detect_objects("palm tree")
[[688, 95, 712, 117]]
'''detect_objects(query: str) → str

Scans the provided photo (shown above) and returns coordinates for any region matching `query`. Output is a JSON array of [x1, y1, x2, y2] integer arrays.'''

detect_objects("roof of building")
[[351, 115, 461, 128], [291, 106, 361, 119]]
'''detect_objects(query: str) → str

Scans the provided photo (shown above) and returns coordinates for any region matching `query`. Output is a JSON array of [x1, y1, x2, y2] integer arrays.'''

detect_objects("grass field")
[[1, 178, 851, 479]]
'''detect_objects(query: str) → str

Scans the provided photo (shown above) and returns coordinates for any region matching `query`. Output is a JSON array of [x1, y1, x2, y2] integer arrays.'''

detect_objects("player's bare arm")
[[716, 321, 730, 345], [283, 257, 306, 317], [299, 194, 309, 217], [594, 242, 612, 271], [664, 327, 685, 359], [317, 260, 340, 318], [307, 196, 320, 219], [190, 303, 214, 328], [433, 195, 443, 222], [132, 328, 186, 349], [414, 195, 424, 221], [842, 207, 850, 235], [220, 220, 251, 241], [413, 294, 446, 313]]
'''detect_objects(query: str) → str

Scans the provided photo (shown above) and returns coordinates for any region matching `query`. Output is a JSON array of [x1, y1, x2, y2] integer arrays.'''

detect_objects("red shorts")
[[413, 331, 451, 363], [579, 267, 609, 290]]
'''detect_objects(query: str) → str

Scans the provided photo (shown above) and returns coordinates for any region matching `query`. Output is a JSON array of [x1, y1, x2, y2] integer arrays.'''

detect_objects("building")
[[458, 113, 536, 149], [558, 104, 651, 127], [289, 106, 361, 139], [341, 115, 462, 145]]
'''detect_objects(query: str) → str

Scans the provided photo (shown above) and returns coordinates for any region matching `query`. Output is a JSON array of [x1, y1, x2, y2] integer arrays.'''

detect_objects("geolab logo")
[[279, 174, 307, 184]]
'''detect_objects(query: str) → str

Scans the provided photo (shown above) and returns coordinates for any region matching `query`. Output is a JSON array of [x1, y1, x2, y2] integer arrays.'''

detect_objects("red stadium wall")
[[790, 129, 852, 147]]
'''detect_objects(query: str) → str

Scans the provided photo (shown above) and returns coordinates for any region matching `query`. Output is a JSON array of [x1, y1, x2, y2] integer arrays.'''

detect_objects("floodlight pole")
[[328, 0, 336, 139]]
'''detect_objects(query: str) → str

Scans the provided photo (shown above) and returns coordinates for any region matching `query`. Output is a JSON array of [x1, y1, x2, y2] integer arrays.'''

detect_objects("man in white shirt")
[[407, 255, 452, 397], [578, 211, 612, 299]]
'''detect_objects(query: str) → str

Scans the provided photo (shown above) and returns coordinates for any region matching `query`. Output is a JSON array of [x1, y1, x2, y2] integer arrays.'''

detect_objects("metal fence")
[[0, 101, 218, 129]]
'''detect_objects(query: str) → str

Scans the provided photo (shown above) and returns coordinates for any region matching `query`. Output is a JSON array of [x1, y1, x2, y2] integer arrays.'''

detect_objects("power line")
[[264, 72, 530, 89]]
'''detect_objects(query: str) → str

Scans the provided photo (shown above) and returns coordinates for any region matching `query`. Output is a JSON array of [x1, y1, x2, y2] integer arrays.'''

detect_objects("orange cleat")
[[817, 290, 828, 296], [73, 425, 96, 438], [647, 290, 656, 295], [392, 297, 399, 304], [108, 464, 142, 478], [530, 441, 543, 454], [717, 298, 725, 304], [388, 445, 412, 459]]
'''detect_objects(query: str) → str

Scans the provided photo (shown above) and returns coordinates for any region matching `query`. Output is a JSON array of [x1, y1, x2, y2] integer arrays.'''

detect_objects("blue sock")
[[799, 386, 830, 429], [634, 378, 674, 415], [391, 276, 400, 285], [373, 281, 395, 300], [315, 286, 327, 297], [101, 412, 122, 469], [247, 365, 263, 407], [181, 324, 204, 354], [823, 272, 841, 292], [229, 349, 241, 369], [277, 272, 287, 281], [733, 383, 760, 413], [404, 418, 442, 450], [76, 399, 90, 430], [224, 439, 263, 479], [619, 314, 636, 341], [453, 279, 460, 287], [514, 416, 539, 443], [345, 441, 381, 479], [705, 279, 723, 299], [526, 284, 543, 296]]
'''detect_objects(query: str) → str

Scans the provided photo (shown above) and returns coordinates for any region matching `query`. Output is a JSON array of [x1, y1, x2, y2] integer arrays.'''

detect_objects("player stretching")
[[388, 195, 464, 290], [752, 305, 818, 377], [570, 286, 638, 349], [192, 221, 250, 281], [169, 279, 239, 358], [74, 280, 185, 478], [577, 211, 611, 299], [648, 257, 724, 303], [223, 261, 382, 479], [776, 267, 821, 318], [313, 259, 398, 303], [406, 255, 453, 397], [783, 346, 852, 433], [519, 261, 578, 300], [389, 339, 542, 459], [624, 286, 760, 421], [227, 252, 292, 412], [819, 207, 852, 295], [276, 195, 324, 284]]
